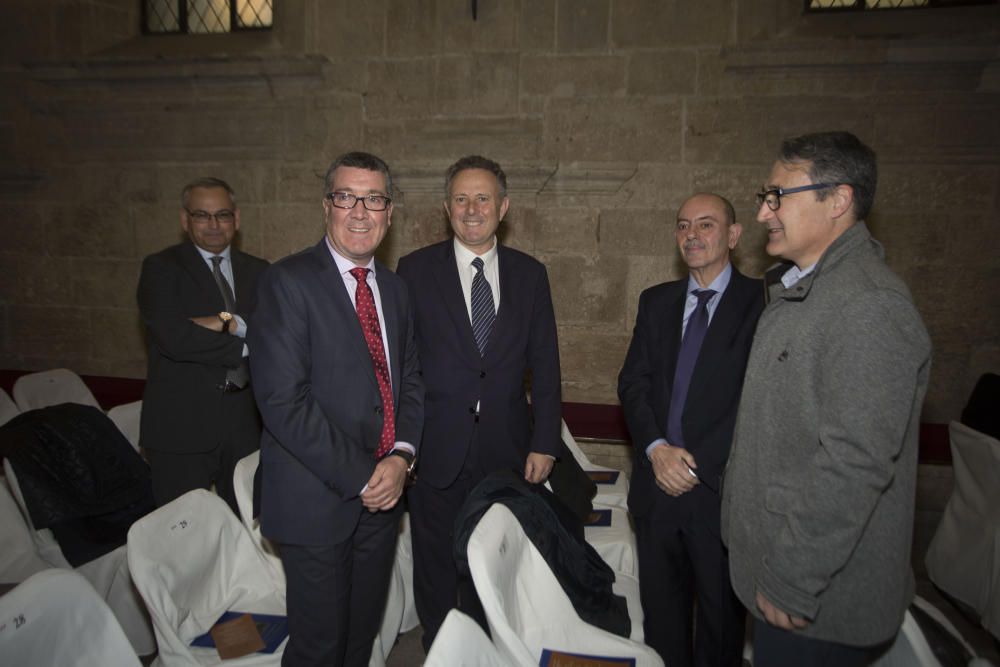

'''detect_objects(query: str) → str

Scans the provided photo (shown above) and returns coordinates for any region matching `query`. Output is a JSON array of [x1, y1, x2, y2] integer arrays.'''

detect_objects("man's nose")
[[756, 201, 774, 224]]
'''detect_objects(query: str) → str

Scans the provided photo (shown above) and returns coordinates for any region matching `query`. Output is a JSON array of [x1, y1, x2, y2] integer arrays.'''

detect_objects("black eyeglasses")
[[185, 208, 236, 224], [326, 192, 392, 212], [755, 183, 837, 211]]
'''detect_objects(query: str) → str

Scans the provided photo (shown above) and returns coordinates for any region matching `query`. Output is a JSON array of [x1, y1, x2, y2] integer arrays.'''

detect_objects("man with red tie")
[[249, 152, 424, 667]]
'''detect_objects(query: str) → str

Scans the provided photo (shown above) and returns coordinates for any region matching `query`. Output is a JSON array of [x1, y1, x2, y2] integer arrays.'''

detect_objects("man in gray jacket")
[[722, 131, 931, 667]]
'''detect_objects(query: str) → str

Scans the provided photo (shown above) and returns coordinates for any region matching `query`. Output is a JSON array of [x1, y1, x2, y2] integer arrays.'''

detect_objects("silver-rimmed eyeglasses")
[[185, 208, 236, 224], [326, 192, 392, 211], [755, 183, 837, 211]]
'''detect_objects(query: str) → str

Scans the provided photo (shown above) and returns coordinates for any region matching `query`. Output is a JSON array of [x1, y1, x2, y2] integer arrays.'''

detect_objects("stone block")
[[628, 50, 697, 97], [436, 54, 519, 116], [622, 255, 685, 334], [556, 0, 609, 52], [498, 206, 536, 255], [544, 98, 681, 162], [0, 254, 23, 304], [521, 54, 626, 98], [545, 255, 628, 326], [606, 164, 689, 210], [386, 0, 439, 56], [520, 0, 555, 51], [368, 117, 545, 161], [316, 0, 386, 58], [534, 208, 599, 255], [133, 204, 188, 260], [11, 255, 73, 307], [612, 0, 730, 49], [0, 201, 48, 255], [260, 203, 325, 262], [557, 326, 632, 404], [90, 308, 146, 365], [392, 197, 452, 254], [278, 164, 329, 205], [366, 59, 438, 120], [599, 208, 671, 257], [70, 258, 141, 309], [438, 0, 518, 53], [8, 306, 91, 360], [47, 203, 134, 259]]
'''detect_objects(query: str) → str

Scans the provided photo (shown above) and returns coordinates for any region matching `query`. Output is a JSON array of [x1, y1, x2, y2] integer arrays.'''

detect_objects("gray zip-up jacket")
[[722, 221, 931, 646]]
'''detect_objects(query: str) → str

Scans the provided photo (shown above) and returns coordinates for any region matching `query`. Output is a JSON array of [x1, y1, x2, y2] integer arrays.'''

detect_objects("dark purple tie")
[[349, 268, 395, 459], [666, 289, 716, 448]]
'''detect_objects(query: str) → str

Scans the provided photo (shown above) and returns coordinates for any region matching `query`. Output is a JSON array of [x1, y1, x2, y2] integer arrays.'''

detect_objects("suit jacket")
[[618, 267, 763, 516], [248, 240, 424, 546], [396, 240, 561, 489], [137, 241, 268, 454]]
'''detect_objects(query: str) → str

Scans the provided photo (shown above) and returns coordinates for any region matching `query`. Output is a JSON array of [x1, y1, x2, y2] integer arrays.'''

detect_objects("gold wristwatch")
[[218, 311, 233, 333]]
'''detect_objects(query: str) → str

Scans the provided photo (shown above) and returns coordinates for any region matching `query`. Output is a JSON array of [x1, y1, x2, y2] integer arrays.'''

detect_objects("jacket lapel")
[[180, 242, 225, 309], [660, 284, 687, 401], [432, 242, 482, 365]]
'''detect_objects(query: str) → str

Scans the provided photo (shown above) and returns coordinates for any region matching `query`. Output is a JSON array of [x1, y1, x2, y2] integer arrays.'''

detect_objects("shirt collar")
[[193, 243, 231, 263], [781, 263, 816, 289], [453, 237, 498, 269], [686, 262, 732, 296], [325, 236, 376, 277]]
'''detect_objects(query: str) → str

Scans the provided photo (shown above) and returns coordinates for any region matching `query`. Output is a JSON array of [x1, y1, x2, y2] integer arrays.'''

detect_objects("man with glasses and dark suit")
[[138, 177, 268, 512], [250, 152, 423, 667]]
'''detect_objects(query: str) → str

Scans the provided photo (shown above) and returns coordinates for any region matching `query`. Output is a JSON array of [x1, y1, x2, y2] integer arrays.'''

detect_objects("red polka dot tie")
[[349, 267, 395, 459]]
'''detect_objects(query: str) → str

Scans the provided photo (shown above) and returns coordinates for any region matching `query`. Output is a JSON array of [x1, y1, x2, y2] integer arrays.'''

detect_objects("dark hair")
[[444, 155, 507, 198], [324, 151, 394, 197], [778, 131, 877, 221], [181, 177, 236, 208]]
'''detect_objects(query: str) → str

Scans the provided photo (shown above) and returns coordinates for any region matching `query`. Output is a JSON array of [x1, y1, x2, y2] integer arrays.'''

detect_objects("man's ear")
[[830, 184, 854, 220]]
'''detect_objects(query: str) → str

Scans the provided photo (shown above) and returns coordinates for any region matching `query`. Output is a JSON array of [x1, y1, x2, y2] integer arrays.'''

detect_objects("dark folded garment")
[[0, 403, 155, 566]]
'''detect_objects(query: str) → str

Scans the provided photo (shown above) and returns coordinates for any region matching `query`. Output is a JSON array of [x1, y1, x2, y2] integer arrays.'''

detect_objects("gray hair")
[[181, 177, 236, 209], [778, 131, 878, 221], [324, 152, 394, 197], [444, 155, 507, 199]]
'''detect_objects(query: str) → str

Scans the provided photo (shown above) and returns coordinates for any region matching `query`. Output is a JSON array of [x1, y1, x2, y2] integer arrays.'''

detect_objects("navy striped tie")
[[470, 257, 495, 357]]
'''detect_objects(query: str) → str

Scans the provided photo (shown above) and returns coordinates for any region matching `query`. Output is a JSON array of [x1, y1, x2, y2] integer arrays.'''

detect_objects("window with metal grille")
[[807, 0, 996, 10], [143, 1, 272, 34]]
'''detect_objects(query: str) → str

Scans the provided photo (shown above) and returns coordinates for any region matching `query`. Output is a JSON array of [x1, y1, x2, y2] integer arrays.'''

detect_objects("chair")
[[128, 489, 286, 666], [611, 570, 645, 642], [925, 421, 1000, 639], [561, 419, 629, 510], [0, 386, 19, 426], [584, 505, 639, 578], [424, 609, 507, 667], [3, 460, 156, 656], [108, 400, 143, 452], [0, 569, 142, 667], [12, 368, 102, 412], [0, 476, 50, 582], [394, 512, 420, 633], [466, 503, 664, 666]]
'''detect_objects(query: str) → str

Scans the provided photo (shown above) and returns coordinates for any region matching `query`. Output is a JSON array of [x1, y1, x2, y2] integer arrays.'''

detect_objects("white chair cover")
[[12, 368, 102, 412], [424, 609, 507, 667], [2, 459, 156, 655], [0, 569, 142, 667], [232, 451, 286, 594], [107, 400, 143, 452], [0, 477, 50, 582], [585, 505, 638, 578], [467, 503, 664, 667], [611, 570, 645, 642], [925, 421, 1000, 639], [0, 386, 19, 426], [127, 489, 286, 666], [561, 419, 630, 510], [395, 512, 420, 633]]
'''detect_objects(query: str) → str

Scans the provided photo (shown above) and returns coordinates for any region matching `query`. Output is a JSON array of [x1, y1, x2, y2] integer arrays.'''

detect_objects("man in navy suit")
[[618, 193, 763, 667], [249, 152, 424, 667], [138, 177, 268, 512], [396, 155, 561, 650]]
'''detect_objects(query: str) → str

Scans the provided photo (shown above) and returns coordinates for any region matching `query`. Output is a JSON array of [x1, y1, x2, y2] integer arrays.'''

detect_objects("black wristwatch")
[[387, 449, 416, 474]]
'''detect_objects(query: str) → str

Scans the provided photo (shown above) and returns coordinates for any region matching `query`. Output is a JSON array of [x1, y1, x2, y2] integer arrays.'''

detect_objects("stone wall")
[[1, 0, 997, 422]]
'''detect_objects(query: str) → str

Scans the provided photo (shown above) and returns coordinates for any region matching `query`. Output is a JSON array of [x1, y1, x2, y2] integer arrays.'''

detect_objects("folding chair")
[[12, 368, 101, 412]]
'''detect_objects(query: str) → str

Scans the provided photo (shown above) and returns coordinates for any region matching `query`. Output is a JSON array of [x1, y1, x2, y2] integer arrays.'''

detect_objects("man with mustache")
[[722, 132, 931, 666], [619, 193, 762, 666], [396, 155, 562, 651]]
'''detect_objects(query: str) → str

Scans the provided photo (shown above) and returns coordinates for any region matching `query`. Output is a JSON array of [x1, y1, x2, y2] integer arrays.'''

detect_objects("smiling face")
[[757, 160, 845, 270], [181, 186, 240, 254], [675, 193, 741, 287], [324, 166, 393, 266], [445, 168, 509, 255]]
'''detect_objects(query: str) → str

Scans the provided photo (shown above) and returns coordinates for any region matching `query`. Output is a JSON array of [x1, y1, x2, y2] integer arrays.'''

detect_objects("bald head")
[[675, 193, 742, 288]]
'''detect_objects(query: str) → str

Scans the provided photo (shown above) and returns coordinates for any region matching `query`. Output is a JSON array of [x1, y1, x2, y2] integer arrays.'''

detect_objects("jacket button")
[[375, 405, 383, 414], [480, 371, 486, 378], [468, 406, 476, 414]]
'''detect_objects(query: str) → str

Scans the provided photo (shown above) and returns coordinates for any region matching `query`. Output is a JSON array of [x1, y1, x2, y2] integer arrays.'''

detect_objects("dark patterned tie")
[[470, 257, 496, 357], [349, 267, 395, 459], [211, 255, 249, 388], [666, 289, 717, 448]]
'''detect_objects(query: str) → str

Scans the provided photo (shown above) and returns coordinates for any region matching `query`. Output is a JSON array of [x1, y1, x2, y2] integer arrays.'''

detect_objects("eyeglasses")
[[755, 183, 837, 211], [185, 208, 236, 224], [326, 191, 392, 212]]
